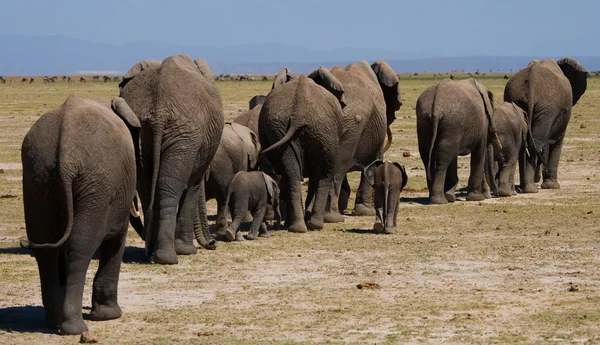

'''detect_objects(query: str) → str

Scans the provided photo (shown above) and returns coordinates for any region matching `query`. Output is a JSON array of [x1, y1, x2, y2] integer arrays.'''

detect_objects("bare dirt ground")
[[0, 75, 599, 344]]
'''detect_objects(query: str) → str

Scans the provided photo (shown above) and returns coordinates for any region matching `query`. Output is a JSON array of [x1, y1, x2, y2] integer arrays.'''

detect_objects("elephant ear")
[[557, 57, 588, 106], [119, 59, 161, 89], [272, 68, 293, 90], [194, 58, 214, 83], [261, 172, 275, 204], [371, 60, 402, 124], [393, 162, 408, 191], [307, 67, 346, 108], [111, 97, 142, 168], [249, 95, 267, 110], [363, 159, 384, 186]]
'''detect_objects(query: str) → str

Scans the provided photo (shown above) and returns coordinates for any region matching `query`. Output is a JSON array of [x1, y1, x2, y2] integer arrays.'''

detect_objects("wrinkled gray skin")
[[206, 122, 260, 235], [224, 171, 281, 241], [119, 55, 224, 265], [416, 78, 499, 204], [21, 96, 140, 335], [364, 160, 408, 234], [258, 70, 345, 233], [504, 57, 588, 193], [490, 102, 528, 197], [322, 60, 402, 219]]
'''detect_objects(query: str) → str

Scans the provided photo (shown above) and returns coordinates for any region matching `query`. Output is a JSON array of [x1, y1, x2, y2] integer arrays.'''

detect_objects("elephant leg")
[[226, 199, 248, 241], [304, 176, 317, 217], [279, 149, 307, 233], [246, 207, 266, 240], [174, 185, 200, 255], [352, 172, 376, 216], [33, 248, 64, 329], [258, 222, 270, 238], [215, 196, 228, 237], [90, 231, 126, 321], [306, 177, 333, 230], [466, 143, 486, 201], [430, 150, 455, 204], [518, 146, 538, 193], [497, 163, 515, 197], [337, 176, 350, 214], [444, 157, 459, 202], [509, 162, 517, 196], [60, 209, 109, 335], [383, 188, 400, 234], [324, 174, 344, 223], [541, 138, 563, 189]]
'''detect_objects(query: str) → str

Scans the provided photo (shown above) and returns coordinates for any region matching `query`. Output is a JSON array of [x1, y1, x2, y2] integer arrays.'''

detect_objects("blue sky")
[[2, 0, 598, 56]]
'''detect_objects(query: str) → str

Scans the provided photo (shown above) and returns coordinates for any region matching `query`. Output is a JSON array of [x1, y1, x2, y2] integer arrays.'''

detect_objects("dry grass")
[[1, 75, 599, 344]]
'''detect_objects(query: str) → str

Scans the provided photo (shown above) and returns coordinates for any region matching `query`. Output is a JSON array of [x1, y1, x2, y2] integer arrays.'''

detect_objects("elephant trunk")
[[194, 179, 217, 250], [129, 192, 146, 240], [485, 142, 498, 196]]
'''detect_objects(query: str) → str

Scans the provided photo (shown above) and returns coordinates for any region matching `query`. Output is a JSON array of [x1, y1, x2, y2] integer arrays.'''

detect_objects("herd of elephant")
[[18, 54, 588, 335]]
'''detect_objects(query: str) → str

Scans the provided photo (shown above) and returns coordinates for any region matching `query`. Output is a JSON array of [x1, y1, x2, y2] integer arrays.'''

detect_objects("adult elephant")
[[327, 60, 401, 219], [21, 96, 140, 335], [504, 57, 588, 192], [258, 68, 346, 233], [119, 55, 224, 264], [416, 78, 500, 204], [206, 122, 260, 235], [234, 94, 267, 135]]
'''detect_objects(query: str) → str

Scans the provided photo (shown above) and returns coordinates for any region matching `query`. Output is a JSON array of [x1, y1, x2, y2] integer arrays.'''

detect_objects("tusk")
[[525, 147, 530, 157], [130, 202, 140, 218], [494, 133, 503, 151], [205, 166, 211, 181]]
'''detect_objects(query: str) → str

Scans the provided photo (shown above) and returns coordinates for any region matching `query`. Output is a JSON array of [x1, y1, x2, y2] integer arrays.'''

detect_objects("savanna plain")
[[0, 74, 599, 344]]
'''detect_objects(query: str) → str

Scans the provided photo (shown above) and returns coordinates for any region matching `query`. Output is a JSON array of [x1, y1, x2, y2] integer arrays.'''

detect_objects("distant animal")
[[68, 77, 72, 83], [22, 78, 28, 83], [262, 75, 268, 81], [224, 171, 281, 241], [103, 76, 111, 82], [62, 76, 68, 81], [450, 73, 455, 80], [80, 77, 86, 83], [29, 78, 34, 83], [239, 75, 249, 81], [21, 96, 141, 335], [0, 76, 6, 84], [503, 75, 509, 79], [113, 76, 120, 82], [92, 75, 100, 81], [363, 160, 408, 234]]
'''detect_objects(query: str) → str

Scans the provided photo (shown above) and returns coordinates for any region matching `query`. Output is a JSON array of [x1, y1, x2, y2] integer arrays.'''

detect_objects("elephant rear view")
[[416, 78, 500, 204], [258, 69, 346, 233], [504, 57, 588, 193], [21, 95, 140, 335], [120, 55, 224, 264]]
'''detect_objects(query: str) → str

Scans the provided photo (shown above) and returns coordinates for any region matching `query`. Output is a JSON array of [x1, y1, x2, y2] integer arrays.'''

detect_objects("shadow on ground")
[[0, 306, 55, 334]]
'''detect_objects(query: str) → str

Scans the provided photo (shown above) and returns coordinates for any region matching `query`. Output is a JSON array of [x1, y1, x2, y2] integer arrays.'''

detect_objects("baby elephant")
[[225, 171, 281, 241], [364, 160, 408, 234]]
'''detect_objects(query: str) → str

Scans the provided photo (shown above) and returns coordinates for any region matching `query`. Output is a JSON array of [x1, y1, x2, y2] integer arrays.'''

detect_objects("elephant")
[[416, 78, 500, 204], [258, 68, 346, 233], [504, 57, 588, 193], [119, 54, 224, 264], [489, 102, 528, 197], [325, 60, 402, 219], [234, 94, 267, 135], [21, 95, 140, 335], [363, 160, 408, 234], [206, 122, 261, 235], [224, 171, 281, 241]]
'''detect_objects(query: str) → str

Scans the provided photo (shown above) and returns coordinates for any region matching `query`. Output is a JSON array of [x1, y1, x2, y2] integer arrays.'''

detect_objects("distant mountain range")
[[1, 34, 599, 75]]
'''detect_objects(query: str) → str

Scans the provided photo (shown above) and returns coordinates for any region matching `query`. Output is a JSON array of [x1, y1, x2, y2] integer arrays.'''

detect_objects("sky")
[[2, 0, 598, 57]]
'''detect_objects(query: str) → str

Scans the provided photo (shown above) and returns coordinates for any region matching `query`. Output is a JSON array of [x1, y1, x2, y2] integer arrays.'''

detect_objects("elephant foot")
[[498, 187, 514, 197], [59, 318, 88, 335], [430, 195, 448, 204], [235, 232, 246, 241], [541, 179, 560, 189], [151, 249, 178, 265], [324, 211, 344, 223], [307, 218, 324, 230], [483, 190, 492, 199], [246, 232, 258, 240], [466, 191, 485, 201], [174, 239, 197, 255], [445, 192, 456, 203], [258, 231, 270, 238], [382, 227, 397, 235], [225, 228, 237, 241], [288, 221, 308, 233], [352, 204, 376, 216], [373, 222, 384, 233], [90, 304, 122, 321], [215, 224, 228, 237], [517, 184, 538, 193]]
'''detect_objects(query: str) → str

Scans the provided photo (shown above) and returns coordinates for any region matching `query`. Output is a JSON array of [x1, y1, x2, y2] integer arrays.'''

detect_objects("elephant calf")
[[364, 160, 408, 234], [491, 102, 528, 196], [224, 171, 280, 241], [21, 96, 140, 335]]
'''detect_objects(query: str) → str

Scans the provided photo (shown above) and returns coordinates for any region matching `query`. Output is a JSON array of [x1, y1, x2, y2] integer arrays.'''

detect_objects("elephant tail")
[[426, 115, 439, 183], [382, 125, 393, 153], [22, 179, 74, 249], [257, 123, 302, 161]]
